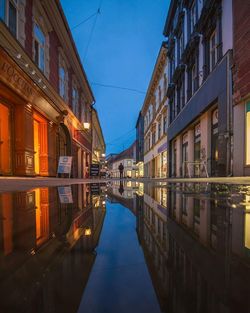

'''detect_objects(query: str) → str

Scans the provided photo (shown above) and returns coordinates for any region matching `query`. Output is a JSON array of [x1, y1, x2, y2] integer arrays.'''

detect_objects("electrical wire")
[[91, 82, 146, 94], [71, 11, 100, 30], [105, 128, 135, 145], [83, 0, 103, 60]]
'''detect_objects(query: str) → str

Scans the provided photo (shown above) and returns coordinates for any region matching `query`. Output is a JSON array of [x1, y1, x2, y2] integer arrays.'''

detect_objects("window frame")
[[209, 30, 217, 72], [34, 22, 46, 73]]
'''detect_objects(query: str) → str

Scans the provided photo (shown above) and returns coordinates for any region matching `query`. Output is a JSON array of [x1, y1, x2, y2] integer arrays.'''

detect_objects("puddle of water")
[[0, 181, 250, 313]]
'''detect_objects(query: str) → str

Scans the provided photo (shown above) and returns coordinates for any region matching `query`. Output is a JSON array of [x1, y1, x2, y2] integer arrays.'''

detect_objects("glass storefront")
[[211, 109, 219, 175], [194, 124, 201, 177], [182, 133, 188, 177]]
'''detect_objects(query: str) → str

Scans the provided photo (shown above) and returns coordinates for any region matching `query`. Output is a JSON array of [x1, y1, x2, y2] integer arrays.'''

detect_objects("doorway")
[[33, 119, 40, 175], [0, 103, 11, 175]]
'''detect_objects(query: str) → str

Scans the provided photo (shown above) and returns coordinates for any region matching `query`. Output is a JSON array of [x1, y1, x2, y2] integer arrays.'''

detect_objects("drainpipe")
[[227, 50, 233, 176]]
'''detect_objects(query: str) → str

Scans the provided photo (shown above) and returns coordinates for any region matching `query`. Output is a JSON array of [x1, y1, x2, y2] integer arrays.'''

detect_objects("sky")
[[61, 0, 170, 155]]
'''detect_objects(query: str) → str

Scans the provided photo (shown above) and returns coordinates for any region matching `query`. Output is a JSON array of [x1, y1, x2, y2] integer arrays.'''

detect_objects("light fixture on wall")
[[83, 122, 90, 130], [84, 227, 92, 236]]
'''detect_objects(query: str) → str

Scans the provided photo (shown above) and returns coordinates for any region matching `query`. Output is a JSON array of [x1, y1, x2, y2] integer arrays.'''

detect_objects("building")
[[0, 0, 97, 177], [92, 108, 106, 166], [141, 42, 168, 178], [232, 1, 250, 176], [164, 0, 233, 177], [108, 142, 138, 178], [135, 111, 144, 177]]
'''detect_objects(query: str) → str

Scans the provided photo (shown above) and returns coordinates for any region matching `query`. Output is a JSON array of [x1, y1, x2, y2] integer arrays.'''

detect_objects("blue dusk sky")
[[61, 0, 170, 155]]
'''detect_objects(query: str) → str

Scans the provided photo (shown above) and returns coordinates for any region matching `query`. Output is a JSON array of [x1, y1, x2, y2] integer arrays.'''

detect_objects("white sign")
[[57, 156, 73, 176], [58, 186, 73, 204]]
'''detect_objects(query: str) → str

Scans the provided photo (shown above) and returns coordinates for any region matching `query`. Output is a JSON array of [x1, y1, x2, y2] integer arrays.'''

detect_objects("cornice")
[[141, 43, 167, 115]]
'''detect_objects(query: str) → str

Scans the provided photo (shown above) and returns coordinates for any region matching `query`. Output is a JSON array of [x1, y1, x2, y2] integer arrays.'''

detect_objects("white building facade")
[[164, 0, 233, 177], [142, 43, 168, 178]]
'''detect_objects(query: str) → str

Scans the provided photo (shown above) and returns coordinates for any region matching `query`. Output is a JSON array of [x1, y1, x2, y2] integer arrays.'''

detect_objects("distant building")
[[141, 43, 168, 178], [135, 111, 144, 177], [232, 1, 250, 176], [164, 0, 233, 177], [108, 142, 138, 178], [92, 108, 106, 166]]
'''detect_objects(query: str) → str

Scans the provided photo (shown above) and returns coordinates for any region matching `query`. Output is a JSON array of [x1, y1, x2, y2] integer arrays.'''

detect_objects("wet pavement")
[[0, 181, 250, 313]]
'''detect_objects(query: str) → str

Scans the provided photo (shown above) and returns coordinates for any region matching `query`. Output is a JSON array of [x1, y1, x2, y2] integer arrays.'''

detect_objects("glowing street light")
[[84, 227, 92, 236]]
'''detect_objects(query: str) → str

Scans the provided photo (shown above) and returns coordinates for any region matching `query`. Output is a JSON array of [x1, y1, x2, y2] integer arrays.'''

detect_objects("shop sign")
[[0, 52, 33, 99], [57, 156, 73, 176], [58, 186, 73, 203], [90, 163, 100, 176]]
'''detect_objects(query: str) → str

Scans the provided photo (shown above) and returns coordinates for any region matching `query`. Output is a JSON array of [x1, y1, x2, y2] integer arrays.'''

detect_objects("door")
[[33, 119, 40, 175], [0, 103, 11, 175]]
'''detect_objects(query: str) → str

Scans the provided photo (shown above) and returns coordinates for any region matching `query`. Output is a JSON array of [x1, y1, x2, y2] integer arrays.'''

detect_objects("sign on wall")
[[57, 156, 73, 177], [90, 163, 100, 177]]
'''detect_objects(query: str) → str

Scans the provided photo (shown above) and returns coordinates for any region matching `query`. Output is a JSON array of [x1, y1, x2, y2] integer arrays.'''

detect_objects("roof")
[[140, 42, 167, 116], [109, 141, 136, 164], [163, 0, 177, 36]]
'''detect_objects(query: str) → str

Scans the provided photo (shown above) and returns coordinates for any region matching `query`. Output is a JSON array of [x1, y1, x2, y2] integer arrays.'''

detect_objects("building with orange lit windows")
[[0, 0, 97, 177]]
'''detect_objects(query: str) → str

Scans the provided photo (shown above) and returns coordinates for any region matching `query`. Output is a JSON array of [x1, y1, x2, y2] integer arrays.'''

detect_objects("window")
[[210, 31, 217, 71], [178, 32, 184, 60], [246, 102, 250, 165], [152, 131, 156, 146], [158, 86, 162, 105], [0, 0, 5, 20], [164, 73, 167, 94], [158, 121, 161, 139], [192, 63, 196, 95], [180, 77, 185, 108], [72, 87, 78, 116], [8, 0, 17, 37], [127, 160, 132, 167], [1, 0, 18, 37], [194, 123, 201, 176], [163, 116, 167, 134], [59, 66, 67, 100], [190, 1, 197, 34], [34, 23, 45, 72]]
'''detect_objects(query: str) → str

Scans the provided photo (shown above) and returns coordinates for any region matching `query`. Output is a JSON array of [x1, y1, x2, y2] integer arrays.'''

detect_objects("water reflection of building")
[[107, 181, 143, 215], [136, 184, 250, 313], [136, 184, 168, 312], [166, 183, 250, 313], [0, 184, 106, 313]]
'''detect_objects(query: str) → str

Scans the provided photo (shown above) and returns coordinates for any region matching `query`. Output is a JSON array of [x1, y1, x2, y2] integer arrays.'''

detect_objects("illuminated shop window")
[[245, 213, 250, 249], [246, 102, 250, 165]]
